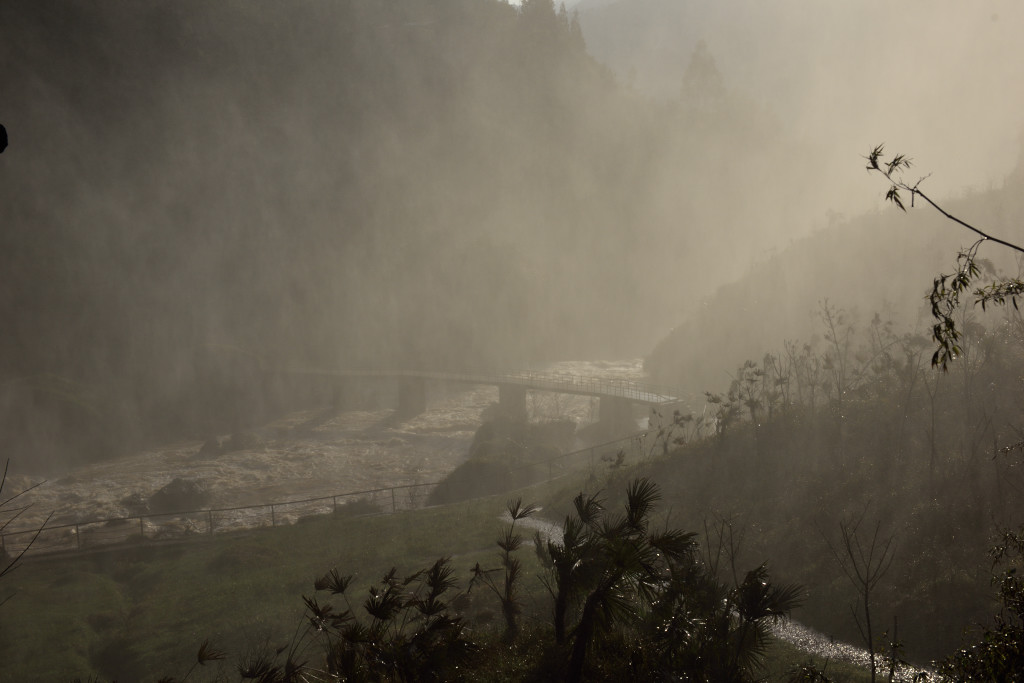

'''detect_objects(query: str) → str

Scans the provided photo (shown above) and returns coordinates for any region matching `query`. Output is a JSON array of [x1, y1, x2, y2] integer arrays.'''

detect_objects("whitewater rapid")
[[7, 360, 646, 532]]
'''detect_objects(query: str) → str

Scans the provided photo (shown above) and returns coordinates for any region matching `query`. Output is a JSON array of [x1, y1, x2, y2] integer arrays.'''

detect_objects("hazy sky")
[[576, 0, 1024, 204]]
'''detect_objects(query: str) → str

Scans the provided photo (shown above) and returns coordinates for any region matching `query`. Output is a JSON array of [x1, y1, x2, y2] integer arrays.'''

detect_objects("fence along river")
[[1, 432, 646, 558], [2, 360, 668, 556]]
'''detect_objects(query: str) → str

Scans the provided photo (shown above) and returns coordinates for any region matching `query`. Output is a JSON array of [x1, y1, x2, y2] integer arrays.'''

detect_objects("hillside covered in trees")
[[645, 160, 1024, 397], [4, 0, 866, 474], [6, 2, 1024, 679]]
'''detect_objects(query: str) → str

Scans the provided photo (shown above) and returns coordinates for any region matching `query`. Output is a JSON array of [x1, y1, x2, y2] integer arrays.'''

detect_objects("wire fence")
[[1, 432, 649, 560]]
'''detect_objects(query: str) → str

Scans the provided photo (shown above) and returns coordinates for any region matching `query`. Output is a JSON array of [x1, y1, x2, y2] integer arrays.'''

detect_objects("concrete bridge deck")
[[284, 368, 681, 403], [280, 367, 684, 423]]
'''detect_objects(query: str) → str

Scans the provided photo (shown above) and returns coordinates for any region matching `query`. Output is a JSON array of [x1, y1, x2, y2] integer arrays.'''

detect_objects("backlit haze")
[[1, 0, 1022, 471]]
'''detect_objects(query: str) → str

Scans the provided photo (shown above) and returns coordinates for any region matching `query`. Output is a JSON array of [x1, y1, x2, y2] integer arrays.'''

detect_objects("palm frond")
[[424, 557, 457, 595], [625, 478, 661, 530], [765, 581, 805, 621], [732, 621, 773, 672], [196, 639, 226, 664], [238, 647, 277, 680], [506, 497, 540, 521], [561, 515, 587, 553], [649, 528, 699, 563], [735, 563, 803, 622], [573, 491, 604, 527], [303, 595, 334, 629], [497, 530, 523, 553], [364, 585, 403, 622], [314, 568, 353, 595]]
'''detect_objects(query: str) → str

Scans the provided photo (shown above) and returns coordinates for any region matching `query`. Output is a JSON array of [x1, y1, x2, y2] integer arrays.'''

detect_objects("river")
[[6, 359, 645, 532]]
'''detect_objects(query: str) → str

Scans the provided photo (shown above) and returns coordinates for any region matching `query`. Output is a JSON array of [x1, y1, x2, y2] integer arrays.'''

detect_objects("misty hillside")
[[645, 162, 1024, 395], [1, 0, 607, 374], [572, 0, 1024, 195], [1, 0, 855, 471], [0, 0, 613, 467], [7, 3, 1024, 680]]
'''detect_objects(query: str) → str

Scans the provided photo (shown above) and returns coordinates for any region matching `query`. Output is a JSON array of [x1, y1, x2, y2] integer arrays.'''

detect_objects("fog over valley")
[[3, 1, 1024, 680], [3, 0, 1023, 469]]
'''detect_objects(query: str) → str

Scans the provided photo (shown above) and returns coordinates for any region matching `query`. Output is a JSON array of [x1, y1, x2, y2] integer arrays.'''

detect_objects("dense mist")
[[3, 0, 1023, 472], [572, 0, 1024, 392], [575, 0, 1024, 195], [8, 3, 1024, 680]]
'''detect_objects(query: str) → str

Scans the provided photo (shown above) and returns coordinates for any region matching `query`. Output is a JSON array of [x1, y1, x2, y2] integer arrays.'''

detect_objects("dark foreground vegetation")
[[641, 149, 1024, 679], [4, 333, 1024, 681], [0, 473, 825, 682], [226, 480, 803, 683], [646, 299, 1024, 662]]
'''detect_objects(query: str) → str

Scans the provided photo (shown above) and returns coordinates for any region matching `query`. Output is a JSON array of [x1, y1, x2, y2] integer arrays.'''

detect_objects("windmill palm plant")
[[469, 497, 540, 642], [536, 477, 802, 682], [302, 558, 478, 682]]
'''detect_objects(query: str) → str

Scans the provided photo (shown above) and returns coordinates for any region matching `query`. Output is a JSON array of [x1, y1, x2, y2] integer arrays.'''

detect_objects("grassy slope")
[[1, 461, 881, 681], [2, 492, 519, 680]]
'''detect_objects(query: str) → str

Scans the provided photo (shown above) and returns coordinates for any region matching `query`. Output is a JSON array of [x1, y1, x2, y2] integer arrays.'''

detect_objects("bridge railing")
[[286, 367, 684, 404], [493, 372, 681, 403], [0, 433, 651, 559]]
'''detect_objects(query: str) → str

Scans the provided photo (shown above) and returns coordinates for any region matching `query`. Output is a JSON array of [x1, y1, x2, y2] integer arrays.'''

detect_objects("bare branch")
[[865, 146, 1024, 369]]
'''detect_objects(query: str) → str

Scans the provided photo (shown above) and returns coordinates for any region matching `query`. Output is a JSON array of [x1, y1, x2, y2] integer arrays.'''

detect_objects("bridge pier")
[[397, 376, 427, 418], [498, 383, 528, 421]]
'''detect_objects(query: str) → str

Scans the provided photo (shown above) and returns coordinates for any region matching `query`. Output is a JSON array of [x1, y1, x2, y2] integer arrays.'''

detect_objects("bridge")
[[279, 368, 684, 425]]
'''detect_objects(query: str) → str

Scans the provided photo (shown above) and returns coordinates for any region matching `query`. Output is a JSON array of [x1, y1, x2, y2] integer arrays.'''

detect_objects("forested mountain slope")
[[1, 0, 832, 471], [0, 0, 619, 469], [645, 162, 1024, 397]]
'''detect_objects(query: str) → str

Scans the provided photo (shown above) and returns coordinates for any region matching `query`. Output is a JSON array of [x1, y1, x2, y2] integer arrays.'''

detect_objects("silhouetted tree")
[[826, 514, 896, 683]]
